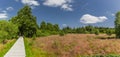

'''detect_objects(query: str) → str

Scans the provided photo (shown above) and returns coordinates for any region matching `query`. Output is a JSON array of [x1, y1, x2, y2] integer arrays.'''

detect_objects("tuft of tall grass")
[[0, 39, 16, 57], [24, 38, 56, 57]]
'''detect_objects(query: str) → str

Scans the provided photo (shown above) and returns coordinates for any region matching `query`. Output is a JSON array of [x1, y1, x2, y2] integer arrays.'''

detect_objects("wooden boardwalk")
[[4, 37, 26, 57]]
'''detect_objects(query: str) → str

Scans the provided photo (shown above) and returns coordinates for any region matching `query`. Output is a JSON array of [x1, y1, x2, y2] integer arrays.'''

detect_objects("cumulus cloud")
[[0, 11, 8, 19], [22, 0, 40, 6], [16, 0, 40, 6], [6, 7, 14, 11], [106, 11, 115, 17], [62, 24, 67, 27], [80, 14, 108, 24], [43, 0, 66, 7], [0, 6, 14, 19], [111, 13, 115, 16], [61, 4, 73, 11], [43, 0, 73, 11]]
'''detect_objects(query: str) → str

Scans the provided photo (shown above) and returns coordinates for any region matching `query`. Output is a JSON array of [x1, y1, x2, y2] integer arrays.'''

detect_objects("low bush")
[[50, 31, 59, 35], [36, 30, 50, 37], [95, 29, 99, 35], [0, 20, 18, 40], [59, 31, 65, 36]]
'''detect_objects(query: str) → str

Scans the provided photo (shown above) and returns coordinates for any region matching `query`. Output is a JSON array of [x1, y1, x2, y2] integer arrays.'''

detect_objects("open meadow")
[[25, 34, 120, 57]]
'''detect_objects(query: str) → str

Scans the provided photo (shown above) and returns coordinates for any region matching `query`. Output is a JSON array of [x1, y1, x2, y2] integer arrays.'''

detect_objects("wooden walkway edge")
[[4, 37, 26, 57]]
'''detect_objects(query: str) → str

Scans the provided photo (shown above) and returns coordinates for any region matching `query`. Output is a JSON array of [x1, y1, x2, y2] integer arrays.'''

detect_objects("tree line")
[[62, 25, 114, 35], [39, 21, 114, 35]]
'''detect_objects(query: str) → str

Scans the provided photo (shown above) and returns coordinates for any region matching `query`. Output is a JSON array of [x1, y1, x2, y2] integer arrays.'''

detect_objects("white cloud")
[[0, 11, 8, 19], [106, 11, 115, 17], [21, 0, 40, 6], [16, 0, 40, 6], [43, 0, 67, 7], [43, 0, 73, 11], [62, 24, 67, 27], [6, 7, 14, 11], [61, 4, 73, 11], [1, 10, 7, 13], [80, 14, 108, 24], [112, 13, 115, 16]]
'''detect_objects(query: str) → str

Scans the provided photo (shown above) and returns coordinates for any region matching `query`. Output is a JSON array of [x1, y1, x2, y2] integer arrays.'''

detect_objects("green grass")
[[24, 38, 54, 57], [0, 39, 4, 43], [0, 39, 16, 57]]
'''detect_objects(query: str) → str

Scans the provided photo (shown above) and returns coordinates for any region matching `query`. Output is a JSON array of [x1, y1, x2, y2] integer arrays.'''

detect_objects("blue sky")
[[0, 0, 120, 28]]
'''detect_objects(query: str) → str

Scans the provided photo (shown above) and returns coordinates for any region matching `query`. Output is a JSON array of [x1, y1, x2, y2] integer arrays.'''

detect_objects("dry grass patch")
[[30, 34, 120, 57], [0, 39, 16, 57]]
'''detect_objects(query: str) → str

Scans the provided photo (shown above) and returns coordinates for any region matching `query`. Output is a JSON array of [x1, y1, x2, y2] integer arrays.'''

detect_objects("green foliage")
[[0, 20, 18, 39], [38, 21, 60, 37], [0, 31, 8, 39], [62, 26, 73, 33], [85, 25, 95, 34], [95, 29, 99, 35], [36, 30, 50, 37], [53, 24, 60, 31], [106, 29, 112, 36], [59, 31, 65, 36], [62, 25, 114, 34], [75, 27, 86, 33], [10, 5, 38, 37], [40, 21, 47, 30], [46, 23, 54, 31], [40, 21, 59, 31], [36, 30, 42, 37], [38, 20, 115, 37], [115, 11, 120, 38]]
